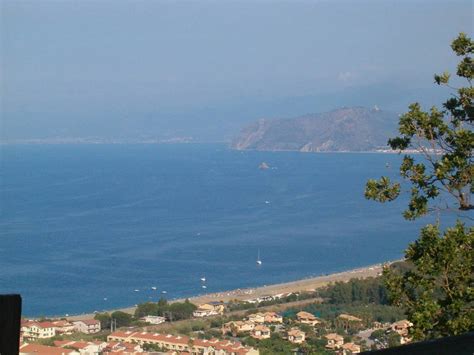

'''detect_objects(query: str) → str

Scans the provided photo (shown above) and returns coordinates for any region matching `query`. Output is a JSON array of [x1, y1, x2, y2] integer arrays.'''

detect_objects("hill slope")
[[231, 107, 398, 152]]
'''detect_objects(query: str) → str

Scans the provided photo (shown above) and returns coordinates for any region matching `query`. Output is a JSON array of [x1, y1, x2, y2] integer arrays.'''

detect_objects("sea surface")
[[0, 144, 442, 316]]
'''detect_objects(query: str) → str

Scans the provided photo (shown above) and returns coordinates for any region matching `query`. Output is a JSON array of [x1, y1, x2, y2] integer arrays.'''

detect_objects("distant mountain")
[[231, 107, 398, 152]]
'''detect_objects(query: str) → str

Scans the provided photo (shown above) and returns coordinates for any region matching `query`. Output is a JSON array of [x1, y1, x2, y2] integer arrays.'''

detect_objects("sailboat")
[[256, 249, 262, 265]]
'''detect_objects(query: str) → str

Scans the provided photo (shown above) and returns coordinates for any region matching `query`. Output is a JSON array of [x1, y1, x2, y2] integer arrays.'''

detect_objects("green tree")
[[167, 299, 197, 320], [94, 312, 111, 329], [321, 277, 389, 305], [387, 332, 402, 348], [111, 311, 133, 327], [365, 33, 474, 340], [370, 329, 401, 349], [134, 302, 159, 318]]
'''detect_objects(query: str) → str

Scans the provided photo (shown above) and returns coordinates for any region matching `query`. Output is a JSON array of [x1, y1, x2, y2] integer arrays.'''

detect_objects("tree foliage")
[[370, 329, 401, 349], [384, 222, 473, 339], [320, 277, 389, 305], [365, 33, 474, 340], [94, 312, 111, 329], [365, 32, 473, 219], [111, 311, 133, 327], [168, 299, 198, 320], [134, 298, 197, 321]]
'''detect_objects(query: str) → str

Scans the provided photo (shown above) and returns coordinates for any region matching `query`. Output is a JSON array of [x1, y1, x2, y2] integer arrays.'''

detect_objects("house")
[[108, 330, 259, 354], [263, 312, 283, 324], [222, 321, 255, 335], [256, 295, 274, 302], [251, 325, 271, 340], [296, 311, 320, 326], [73, 319, 101, 334], [246, 295, 276, 304], [325, 333, 344, 350], [54, 340, 107, 354], [20, 343, 79, 355], [193, 303, 216, 317], [338, 314, 362, 322], [391, 320, 413, 344], [287, 328, 305, 344], [193, 302, 225, 317], [372, 321, 386, 329], [21, 320, 56, 340], [51, 320, 76, 334], [336, 314, 363, 331], [141, 315, 166, 324], [210, 302, 225, 314], [247, 313, 265, 323], [102, 341, 143, 354], [341, 342, 361, 354]]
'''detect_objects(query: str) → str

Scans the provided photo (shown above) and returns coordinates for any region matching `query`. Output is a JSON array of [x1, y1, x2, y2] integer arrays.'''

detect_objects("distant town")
[[18, 264, 413, 355], [0, 136, 196, 145]]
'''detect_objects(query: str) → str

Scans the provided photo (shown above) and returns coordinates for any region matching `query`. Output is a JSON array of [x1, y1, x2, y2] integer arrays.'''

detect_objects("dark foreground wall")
[[362, 332, 474, 355], [0, 294, 22, 355]]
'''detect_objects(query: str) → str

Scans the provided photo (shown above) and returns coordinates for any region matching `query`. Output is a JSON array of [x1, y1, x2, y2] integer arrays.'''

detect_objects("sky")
[[1, 0, 472, 141]]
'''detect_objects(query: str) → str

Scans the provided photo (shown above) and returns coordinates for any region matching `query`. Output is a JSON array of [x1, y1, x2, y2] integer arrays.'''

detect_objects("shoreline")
[[65, 261, 389, 321], [2, 141, 427, 155]]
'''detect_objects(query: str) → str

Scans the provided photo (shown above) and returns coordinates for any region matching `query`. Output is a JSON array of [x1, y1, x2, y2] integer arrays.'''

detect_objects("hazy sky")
[[1, 0, 472, 140]]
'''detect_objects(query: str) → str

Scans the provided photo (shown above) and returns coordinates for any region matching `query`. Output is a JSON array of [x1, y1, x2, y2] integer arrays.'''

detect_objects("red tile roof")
[[20, 343, 75, 354], [21, 321, 57, 328], [296, 311, 317, 320], [325, 333, 344, 341], [109, 331, 254, 354]]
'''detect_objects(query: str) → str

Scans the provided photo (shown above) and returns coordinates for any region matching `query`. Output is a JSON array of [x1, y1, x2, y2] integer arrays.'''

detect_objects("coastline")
[[66, 261, 388, 321]]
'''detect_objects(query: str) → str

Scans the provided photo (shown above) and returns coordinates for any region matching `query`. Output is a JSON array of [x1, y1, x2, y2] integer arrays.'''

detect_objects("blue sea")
[[0, 144, 436, 316]]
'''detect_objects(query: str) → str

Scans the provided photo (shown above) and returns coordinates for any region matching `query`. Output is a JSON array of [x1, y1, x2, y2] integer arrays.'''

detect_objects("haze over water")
[[0, 144, 439, 316]]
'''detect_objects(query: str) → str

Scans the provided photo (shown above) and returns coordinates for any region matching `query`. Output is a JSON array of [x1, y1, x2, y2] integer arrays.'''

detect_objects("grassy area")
[[36, 330, 110, 345]]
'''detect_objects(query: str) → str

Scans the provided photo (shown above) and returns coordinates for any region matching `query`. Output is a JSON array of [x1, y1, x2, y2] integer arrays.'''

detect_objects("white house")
[[296, 311, 321, 326], [287, 328, 306, 344], [73, 319, 101, 334], [251, 325, 271, 340], [51, 320, 76, 334], [325, 333, 344, 350], [54, 340, 107, 354], [21, 321, 56, 340], [247, 313, 265, 324], [193, 303, 225, 317], [141, 315, 166, 324]]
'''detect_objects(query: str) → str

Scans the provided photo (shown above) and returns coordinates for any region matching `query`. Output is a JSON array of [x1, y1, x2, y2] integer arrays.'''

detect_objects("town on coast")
[[19, 261, 415, 354]]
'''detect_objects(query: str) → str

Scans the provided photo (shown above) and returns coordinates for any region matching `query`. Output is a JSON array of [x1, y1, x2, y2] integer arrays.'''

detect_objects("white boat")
[[134, 289, 139, 292], [202, 285, 207, 289], [256, 249, 262, 265], [200, 277, 206, 282], [151, 286, 157, 290], [162, 290, 167, 294]]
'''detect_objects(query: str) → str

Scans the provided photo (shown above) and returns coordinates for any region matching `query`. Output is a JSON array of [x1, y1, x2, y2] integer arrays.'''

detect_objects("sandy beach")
[[66, 262, 386, 321]]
